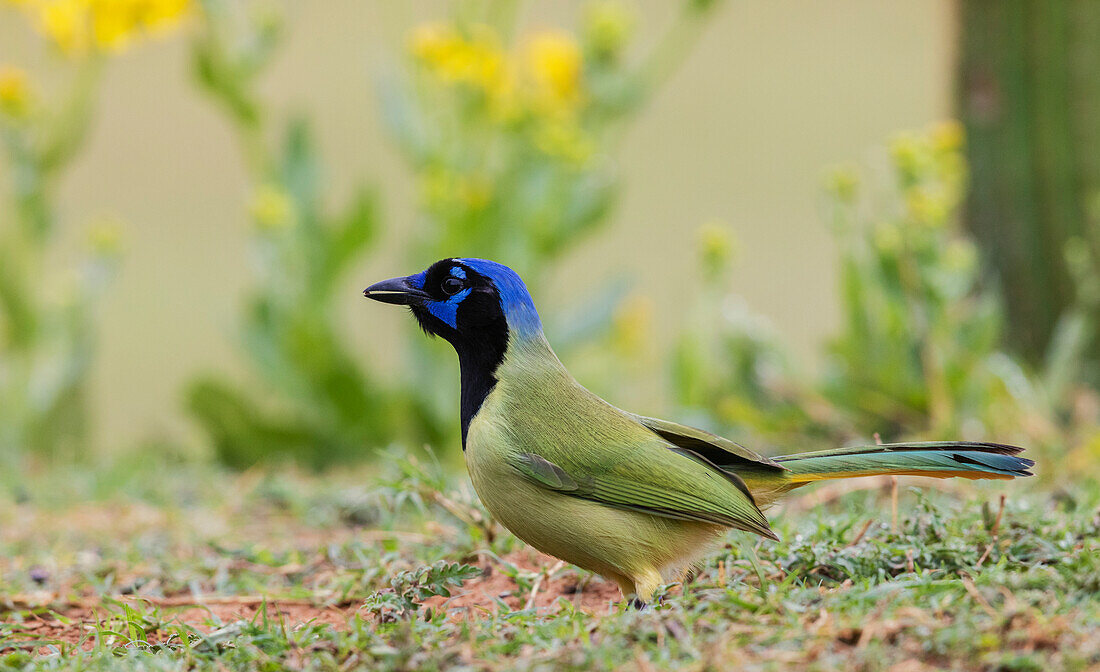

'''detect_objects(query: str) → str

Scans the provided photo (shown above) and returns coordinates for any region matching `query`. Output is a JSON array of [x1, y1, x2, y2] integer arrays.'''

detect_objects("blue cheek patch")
[[427, 288, 472, 328]]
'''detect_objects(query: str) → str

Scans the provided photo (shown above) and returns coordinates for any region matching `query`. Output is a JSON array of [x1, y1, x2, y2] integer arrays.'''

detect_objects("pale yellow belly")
[[465, 411, 721, 596]]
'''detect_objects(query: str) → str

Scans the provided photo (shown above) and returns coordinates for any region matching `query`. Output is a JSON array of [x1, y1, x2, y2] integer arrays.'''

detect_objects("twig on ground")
[[976, 494, 1006, 568], [134, 595, 320, 607], [4, 594, 332, 612], [525, 560, 564, 611], [431, 491, 497, 544], [891, 477, 899, 533], [847, 519, 873, 547], [959, 574, 998, 619], [990, 493, 1006, 537]]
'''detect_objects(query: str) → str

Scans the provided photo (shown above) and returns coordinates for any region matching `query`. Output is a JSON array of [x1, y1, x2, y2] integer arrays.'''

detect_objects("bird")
[[363, 258, 1034, 606]]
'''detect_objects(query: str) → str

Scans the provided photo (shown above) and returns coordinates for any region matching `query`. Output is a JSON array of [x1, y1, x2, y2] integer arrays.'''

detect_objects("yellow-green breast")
[[463, 337, 724, 599]]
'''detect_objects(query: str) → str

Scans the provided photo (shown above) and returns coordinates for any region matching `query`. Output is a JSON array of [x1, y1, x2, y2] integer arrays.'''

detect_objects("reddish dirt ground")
[[1, 550, 622, 653], [421, 551, 622, 617], [3, 600, 357, 653]]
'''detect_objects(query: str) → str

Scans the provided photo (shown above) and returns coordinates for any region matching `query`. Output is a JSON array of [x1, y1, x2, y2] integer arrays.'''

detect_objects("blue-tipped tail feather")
[[773, 441, 1034, 483]]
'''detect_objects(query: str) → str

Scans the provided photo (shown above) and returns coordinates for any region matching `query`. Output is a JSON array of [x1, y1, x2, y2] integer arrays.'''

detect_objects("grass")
[[1, 448, 1098, 671]]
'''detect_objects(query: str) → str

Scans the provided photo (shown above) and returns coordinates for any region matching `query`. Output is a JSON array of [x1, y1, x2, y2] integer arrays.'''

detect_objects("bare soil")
[[2, 550, 621, 653]]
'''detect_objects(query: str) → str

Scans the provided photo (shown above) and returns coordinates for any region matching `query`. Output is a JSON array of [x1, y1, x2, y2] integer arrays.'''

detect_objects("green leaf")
[[323, 187, 378, 285]]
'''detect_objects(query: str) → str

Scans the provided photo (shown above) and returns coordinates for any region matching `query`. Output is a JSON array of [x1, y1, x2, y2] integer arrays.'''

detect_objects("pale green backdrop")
[[0, 0, 956, 448]]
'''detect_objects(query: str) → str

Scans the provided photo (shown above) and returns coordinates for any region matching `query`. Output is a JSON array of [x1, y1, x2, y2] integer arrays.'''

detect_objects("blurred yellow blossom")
[[421, 168, 494, 213], [1065, 428, 1100, 478], [889, 131, 926, 181], [943, 239, 977, 274], [249, 183, 295, 231], [717, 396, 768, 429], [612, 293, 654, 356], [583, 1, 633, 60], [931, 119, 965, 154], [88, 217, 124, 256], [524, 30, 583, 114], [460, 174, 493, 212], [904, 187, 949, 227], [825, 165, 859, 204], [698, 221, 737, 279], [5, 0, 193, 55], [410, 24, 507, 91], [0, 65, 32, 118], [533, 119, 593, 164], [409, 21, 590, 126], [872, 221, 902, 253], [408, 22, 525, 122]]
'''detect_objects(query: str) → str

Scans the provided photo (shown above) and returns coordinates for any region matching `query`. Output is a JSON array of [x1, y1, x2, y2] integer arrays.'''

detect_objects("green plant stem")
[[637, 0, 722, 104]]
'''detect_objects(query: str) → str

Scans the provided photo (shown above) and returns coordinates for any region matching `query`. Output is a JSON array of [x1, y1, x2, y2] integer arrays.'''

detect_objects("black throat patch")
[[408, 261, 510, 449], [452, 319, 507, 448]]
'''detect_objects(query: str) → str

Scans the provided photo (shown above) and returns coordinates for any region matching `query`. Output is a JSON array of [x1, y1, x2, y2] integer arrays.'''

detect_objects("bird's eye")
[[441, 277, 464, 295]]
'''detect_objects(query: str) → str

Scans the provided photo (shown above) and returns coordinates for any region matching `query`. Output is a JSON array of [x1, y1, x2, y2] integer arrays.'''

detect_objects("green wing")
[[510, 437, 777, 541], [630, 414, 786, 472]]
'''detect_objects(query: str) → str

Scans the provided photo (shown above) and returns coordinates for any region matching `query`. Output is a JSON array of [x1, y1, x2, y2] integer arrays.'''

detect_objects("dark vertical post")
[[958, 0, 1098, 361]]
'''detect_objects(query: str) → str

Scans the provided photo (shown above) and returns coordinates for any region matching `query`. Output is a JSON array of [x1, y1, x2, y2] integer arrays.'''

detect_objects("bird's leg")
[[626, 567, 662, 609], [614, 574, 651, 609]]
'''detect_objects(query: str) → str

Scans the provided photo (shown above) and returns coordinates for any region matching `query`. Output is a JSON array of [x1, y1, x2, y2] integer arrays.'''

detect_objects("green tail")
[[775, 441, 1034, 482], [737, 441, 1033, 506]]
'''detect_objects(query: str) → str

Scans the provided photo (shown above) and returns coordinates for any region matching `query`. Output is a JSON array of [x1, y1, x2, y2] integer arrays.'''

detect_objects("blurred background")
[[1, 0, 1097, 479]]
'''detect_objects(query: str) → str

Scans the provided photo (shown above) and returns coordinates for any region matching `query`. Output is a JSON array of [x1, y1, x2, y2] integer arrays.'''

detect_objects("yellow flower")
[[411, 23, 504, 88], [717, 396, 766, 428], [931, 119, 965, 154], [459, 174, 493, 212], [37, 0, 88, 53], [826, 165, 859, 204], [88, 217, 124, 256], [420, 167, 493, 213], [698, 221, 737, 278], [943, 239, 977, 274], [421, 167, 451, 212], [524, 30, 583, 113], [533, 119, 593, 165], [409, 22, 456, 64], [1066, 429, 1100, 478], [612, 293, 654, 356], [889, 131, 926, 179], [409, 22, 520, 120], [92, 5, 139, 51], [0, 65, 32, 118], [10, 0, 193, 56], [408, 21, 589, 127], [904, 187, 949, 227], [872, 221, 902, 253], [583, 1, 633, 60], [249, 183, 296, 231], [138, 0, 191, 30]]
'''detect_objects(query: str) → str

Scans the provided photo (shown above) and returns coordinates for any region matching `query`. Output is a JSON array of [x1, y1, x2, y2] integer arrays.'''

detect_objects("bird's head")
[[363, 258, 542, 358], [364, 258, 552, 446]]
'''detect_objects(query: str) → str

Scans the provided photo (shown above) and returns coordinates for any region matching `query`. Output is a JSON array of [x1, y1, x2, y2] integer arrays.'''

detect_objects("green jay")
[[364, 258, 1033, 605]]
